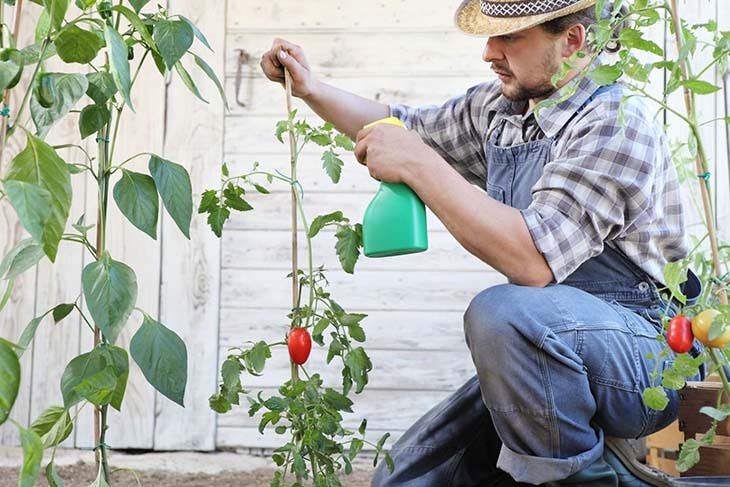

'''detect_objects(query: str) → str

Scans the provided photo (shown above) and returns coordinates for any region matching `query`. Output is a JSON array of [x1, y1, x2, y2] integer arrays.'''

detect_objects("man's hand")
[[260, 38, 317, 99], [354, 124, 434, 184]]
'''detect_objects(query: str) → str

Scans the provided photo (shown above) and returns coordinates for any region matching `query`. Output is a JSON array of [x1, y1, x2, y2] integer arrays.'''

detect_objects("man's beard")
[[496, 52, 561, 102]]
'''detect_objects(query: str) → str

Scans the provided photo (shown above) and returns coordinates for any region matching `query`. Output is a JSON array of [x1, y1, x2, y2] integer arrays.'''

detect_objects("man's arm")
[[261, 39, 389, 139], [354, 125, 554, 287]]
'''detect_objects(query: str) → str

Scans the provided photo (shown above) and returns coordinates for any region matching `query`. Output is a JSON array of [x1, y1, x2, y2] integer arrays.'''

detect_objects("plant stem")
[[708, 348, 730, 404], [99, 404, 111, 482]]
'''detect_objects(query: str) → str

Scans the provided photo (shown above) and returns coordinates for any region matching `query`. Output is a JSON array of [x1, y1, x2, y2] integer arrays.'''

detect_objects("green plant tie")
[[79, 442, 111, 451], [95, 136, 110, 143], [710, 272, 729, 285], [697, 171, 711, 182], [0, 104, 9, 117], [276, 169, 304, 199]]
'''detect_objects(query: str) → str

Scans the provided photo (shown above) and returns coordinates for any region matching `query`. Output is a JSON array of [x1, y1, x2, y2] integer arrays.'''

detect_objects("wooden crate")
[[678, 381, 730, 477]]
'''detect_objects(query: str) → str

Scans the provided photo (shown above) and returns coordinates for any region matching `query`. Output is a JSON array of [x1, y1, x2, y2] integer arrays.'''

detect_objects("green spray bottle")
[[362, 117, 428, 257]]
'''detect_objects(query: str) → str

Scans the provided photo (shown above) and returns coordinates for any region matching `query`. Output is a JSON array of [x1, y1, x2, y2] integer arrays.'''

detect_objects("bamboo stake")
[[0, 0, 23, 165], [669, 0, 728, 306]]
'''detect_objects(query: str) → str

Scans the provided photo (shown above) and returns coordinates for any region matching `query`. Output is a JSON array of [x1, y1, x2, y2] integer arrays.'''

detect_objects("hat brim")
[[455, 0, 598, 37]]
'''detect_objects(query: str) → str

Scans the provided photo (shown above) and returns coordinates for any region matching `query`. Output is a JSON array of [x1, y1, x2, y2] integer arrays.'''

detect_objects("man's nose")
[[483, 37, 503, 63]]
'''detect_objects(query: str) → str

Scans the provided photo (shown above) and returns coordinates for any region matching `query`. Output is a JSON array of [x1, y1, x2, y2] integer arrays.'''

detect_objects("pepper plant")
[[552, 0, 730, 474], [0, 0, 225, 485], [200, 110, 393, 486]]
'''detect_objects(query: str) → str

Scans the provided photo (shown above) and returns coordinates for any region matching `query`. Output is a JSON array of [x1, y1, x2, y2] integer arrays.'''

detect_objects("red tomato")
[[288, 328, 312, 365], [667, 315, 694, 353]]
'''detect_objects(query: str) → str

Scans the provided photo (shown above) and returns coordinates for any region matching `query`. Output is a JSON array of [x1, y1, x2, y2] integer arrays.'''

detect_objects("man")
[[261, 0, 701, 485]]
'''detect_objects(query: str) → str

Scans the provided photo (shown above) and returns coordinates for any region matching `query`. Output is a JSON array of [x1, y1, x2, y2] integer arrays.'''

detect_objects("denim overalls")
[[372, 85, 702, 487]]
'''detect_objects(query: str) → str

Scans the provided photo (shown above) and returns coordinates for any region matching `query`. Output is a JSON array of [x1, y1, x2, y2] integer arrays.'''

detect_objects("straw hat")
[[455, 0, 598, 37]]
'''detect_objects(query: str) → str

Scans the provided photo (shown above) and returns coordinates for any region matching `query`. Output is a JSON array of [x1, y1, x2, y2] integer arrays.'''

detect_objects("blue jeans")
[[372, 283, 696, 486]]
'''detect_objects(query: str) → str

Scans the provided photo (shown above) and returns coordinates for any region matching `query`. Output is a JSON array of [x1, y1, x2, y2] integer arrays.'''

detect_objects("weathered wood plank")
[[223, 191, 451, 232], [222, 230, 485, 272], [226, 75, 488, 117], [217, 388, 458, 433], [217, 426, 400, 452], [222, 268, 503, 312], [715, 0, 730, 241], [227, 1, 456, 31], [220, 308, 469, 353], [226, 31, 486, 78], [152, 0, 225, 451], [0, 2, 42, 447]]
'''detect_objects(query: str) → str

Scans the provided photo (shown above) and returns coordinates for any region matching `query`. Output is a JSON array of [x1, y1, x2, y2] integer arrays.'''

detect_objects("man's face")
[[483, 25, 563, 102]]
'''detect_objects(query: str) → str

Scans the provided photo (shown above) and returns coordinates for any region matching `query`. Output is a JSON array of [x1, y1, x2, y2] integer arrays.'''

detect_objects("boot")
[[542, 458, 619, 487]]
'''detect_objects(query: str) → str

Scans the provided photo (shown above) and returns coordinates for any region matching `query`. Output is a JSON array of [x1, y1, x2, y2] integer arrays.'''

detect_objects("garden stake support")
[[0, 0, 23, 164], [669, 0, 727, 306]]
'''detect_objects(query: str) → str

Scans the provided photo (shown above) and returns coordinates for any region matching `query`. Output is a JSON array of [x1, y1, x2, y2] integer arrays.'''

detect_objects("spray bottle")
[[362, 117, 428, 257]]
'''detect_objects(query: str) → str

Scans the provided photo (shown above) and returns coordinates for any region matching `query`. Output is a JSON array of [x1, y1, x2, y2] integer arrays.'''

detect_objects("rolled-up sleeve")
[[521, 105, 659, 283], [390, 82, 500, 186]]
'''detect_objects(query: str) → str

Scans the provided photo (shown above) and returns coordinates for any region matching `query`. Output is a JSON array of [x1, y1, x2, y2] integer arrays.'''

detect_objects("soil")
[[0, 449, 374, 487], [0, 463, 373, 486]]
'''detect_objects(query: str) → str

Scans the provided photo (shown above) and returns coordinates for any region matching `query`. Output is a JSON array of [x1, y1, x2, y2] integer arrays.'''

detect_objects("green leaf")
[[35, 9, 51, 41], [30, 72, 89, 138], [60, 350, 103, 408], [89, 464, 110, 487], [113, 169, 159, 239], [18, 40, 57, 65], [5, 133, 72, 261], [700, 405, 730, 422], [130, 315, 187, 406], [45, 0, 70, 32], [676, 438, 701, 473], [589, 64, 622, 86], [321, 149, 343, 183], [3, 180, 52, 245], [253, 183, 269, 194], [0, 339, 20, 425], [52, 303, 74, 323], [680, 79, 721, 95], [0, 238, 45, 280], [17, 316, 44, 354], [209, 392, 231, 414], [18, 424, 43, 487], [221, 358, 242, 393], [104, 24, 133, 110], [30, 405, 72, 448], [79, 104, 111, 139], [73, 365, 117, 406], [223, 182, 253, 211], [102, 346, 129, 411], [82, 252, 137, 344], [111, 5, 157, 51], [661, 367, 685, 390], [54, 24, 103, 64], [179, 15, 212, 52], [174, 60, 208, 104], [344, 347, 372, 394], [310, 133, 331, 146], [334, 134, 355, 151], [308, 211, 345, 238], [153, 19, 193, 69], [207, 205, 229, 238], [323, 388, 353, 413], [74, 0, 94, 9], [663, 260, 688, 305], [349, 438, 364, 461], [619, 28, 663, 56], [128, 0, 150, 13], [191, 53, 228, 108], [148, 156, 193, 238], [349, 323, 366, 342], [642, 386, 669, 411], [248, 341, 270, 374], [85, 72, 117, 105], [0, 60, 21, 91], [335, 224, 362, 274], [46, 462, 64, 487], [358, 418, 367, 435]]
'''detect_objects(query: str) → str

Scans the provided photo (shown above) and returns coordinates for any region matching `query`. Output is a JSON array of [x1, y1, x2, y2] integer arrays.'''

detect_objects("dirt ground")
[[0, 448, 374, 486]]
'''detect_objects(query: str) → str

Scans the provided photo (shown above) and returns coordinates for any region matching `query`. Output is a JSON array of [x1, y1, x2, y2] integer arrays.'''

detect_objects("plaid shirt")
[[390, 75, 688, 284]]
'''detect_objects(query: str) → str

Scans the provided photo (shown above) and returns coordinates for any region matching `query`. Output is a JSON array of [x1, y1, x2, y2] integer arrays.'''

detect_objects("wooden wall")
[[1, 0, 728, 453]]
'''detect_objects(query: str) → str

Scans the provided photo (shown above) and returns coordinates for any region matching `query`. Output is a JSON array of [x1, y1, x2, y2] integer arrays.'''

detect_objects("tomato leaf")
[[676, 439, 701, 473], [321, 149, 343, 183], [335, 224, 362, 274], [642, 386, 669, 411], [309, 211, 345, 238]]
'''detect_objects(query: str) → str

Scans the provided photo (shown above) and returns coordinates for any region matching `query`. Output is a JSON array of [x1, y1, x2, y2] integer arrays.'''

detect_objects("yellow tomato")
[[691, 309, 730, 348]]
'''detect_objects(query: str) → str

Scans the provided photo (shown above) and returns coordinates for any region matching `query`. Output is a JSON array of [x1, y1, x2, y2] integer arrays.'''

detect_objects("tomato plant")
[[201, 112, 393, 486], [0, 0, 225, 484]]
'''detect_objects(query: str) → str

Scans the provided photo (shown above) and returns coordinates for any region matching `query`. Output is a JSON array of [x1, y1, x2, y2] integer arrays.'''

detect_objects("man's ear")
[[562, 23, 587, 58]]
